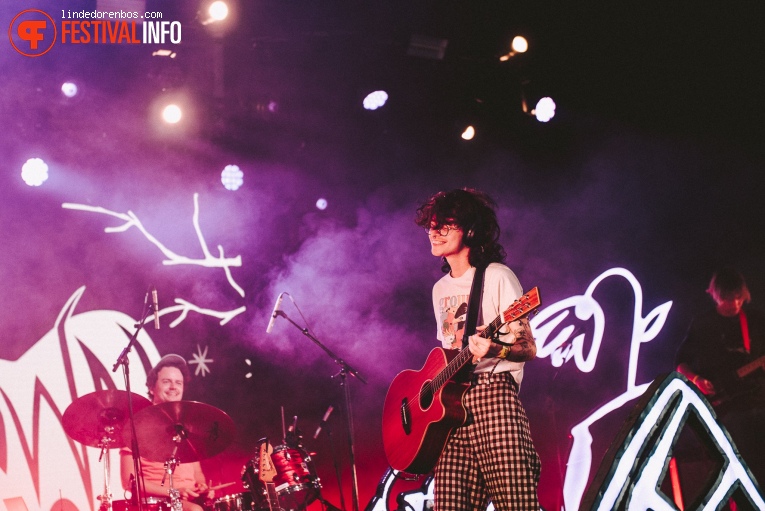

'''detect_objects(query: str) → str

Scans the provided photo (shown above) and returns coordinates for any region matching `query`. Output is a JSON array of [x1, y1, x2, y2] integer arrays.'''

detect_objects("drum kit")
[[62, 390, 322, 511]]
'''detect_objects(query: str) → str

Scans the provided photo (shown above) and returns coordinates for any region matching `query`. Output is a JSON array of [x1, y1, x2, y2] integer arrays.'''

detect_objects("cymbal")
[[62, 390, 152, 449], [128, 401, 235, 462]]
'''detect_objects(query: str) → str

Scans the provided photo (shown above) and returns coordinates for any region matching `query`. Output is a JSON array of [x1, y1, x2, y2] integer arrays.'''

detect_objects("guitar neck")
[[264, 482, 280, 511], [737, 354, 765, 379]]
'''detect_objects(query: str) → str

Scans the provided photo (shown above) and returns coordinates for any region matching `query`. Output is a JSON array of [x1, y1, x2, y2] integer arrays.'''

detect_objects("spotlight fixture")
[[316, 198, 328, 210], [61, 82, 78, 98], [150, 91, 197, 135], [521, 81, 556, 123], [207, 1, 229, 22], [221, 164, 243, 191], [363, 90, 388, 111], [200, 0, 235, 31], [21, 158, 49, 186], [532, 97, 556, 123], [500, 35, 528, 61], [161, 104, 183, 124], [460, 125, 476, 141]]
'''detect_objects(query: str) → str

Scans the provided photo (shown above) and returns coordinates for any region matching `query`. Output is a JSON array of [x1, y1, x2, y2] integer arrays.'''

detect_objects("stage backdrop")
[[2, 3, 765, 511]]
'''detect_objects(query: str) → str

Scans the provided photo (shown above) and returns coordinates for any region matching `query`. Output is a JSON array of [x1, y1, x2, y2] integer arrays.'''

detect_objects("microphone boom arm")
[[279, 312, 366, 384], [277, 309, 366, 511]]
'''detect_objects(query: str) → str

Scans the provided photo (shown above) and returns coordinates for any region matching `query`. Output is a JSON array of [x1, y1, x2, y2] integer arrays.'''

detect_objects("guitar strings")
[[402, 318, 501, 413], [401, 292, 536, 413]]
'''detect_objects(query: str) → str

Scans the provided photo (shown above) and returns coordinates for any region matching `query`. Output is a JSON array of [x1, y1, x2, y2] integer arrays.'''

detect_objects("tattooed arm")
[[502, 318, 537, 362]]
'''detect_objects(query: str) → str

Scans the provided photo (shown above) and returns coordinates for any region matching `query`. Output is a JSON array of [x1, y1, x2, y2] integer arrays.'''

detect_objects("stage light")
[[21, 158, 49, 186], [200, 0, 235, 29], [512, 36, 528, 54], [521, 82, 556, 123], [316, 198, 328, 210], [461, 125, 476, 140], [500, 35, 528, 61], [150, 91, 197, 135], [161, 104, 183, 124], [363, 90, 388, 111], [533, 97, 556, 122], [208, 1, 229, 22], [61, 82, 78, 98], [152, 49, 177, 58], [221, 164, 243, 191]]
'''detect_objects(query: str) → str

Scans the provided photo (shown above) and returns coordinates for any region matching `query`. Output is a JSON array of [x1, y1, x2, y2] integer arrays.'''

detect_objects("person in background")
[[120, 354, 215, 511], [675, 266, 765, 484]]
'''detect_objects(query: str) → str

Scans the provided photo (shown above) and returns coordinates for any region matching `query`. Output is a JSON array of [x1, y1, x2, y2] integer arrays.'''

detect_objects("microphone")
[[266, 292, 284, 334], [313, 405, 334, 439], [151, 287, 160, 330]]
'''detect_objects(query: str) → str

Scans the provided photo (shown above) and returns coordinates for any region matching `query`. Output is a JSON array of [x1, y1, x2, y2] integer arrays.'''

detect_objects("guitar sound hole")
[[420, 385, 433, 410]]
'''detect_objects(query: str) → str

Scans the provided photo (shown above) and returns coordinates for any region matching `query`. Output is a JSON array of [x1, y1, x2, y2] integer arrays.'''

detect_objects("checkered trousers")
[[433, 371, 541, 511]]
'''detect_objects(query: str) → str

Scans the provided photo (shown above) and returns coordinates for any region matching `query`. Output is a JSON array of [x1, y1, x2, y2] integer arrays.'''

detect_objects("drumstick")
[[209, 482, 236, 491]]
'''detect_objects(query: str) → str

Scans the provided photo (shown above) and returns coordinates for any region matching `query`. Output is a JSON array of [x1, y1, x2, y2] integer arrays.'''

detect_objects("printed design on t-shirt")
[[439, 294, 469, 348]]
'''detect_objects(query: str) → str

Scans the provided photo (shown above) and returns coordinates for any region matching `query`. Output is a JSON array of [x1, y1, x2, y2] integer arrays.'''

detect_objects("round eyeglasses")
[[427, 225, 459, 236]]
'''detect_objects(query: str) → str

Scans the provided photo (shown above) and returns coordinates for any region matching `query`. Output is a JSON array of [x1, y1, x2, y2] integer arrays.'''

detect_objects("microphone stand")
[[112, 293, 158, 511], [274, 310, 366, 511]]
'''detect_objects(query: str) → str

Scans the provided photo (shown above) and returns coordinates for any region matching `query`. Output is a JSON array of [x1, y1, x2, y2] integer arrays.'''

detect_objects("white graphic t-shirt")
[[432, 262, 527, 382]]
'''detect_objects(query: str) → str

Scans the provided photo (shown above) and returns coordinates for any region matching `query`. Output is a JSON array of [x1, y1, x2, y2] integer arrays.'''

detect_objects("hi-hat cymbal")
[[127, 401, 235, 462], [63, 390, 152, 449]]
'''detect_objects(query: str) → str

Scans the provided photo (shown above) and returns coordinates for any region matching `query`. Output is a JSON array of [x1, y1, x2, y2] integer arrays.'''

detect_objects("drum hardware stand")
[[163, 458, 182, 511], [316, 494, 344, 511], [112, 286, 160, 511], [273, 309, 367, 511], [96, 435, 117, 511], [319, 412, 346, 511], [162, 428, 187, 511]]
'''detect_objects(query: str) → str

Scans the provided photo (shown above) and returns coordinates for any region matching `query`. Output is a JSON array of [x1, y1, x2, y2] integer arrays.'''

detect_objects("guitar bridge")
[[400, 398, 412, 434]]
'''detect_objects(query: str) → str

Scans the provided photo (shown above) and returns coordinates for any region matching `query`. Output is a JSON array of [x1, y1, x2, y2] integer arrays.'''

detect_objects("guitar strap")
[[739, 309, 751, 353], [462, 264, 487, 349]]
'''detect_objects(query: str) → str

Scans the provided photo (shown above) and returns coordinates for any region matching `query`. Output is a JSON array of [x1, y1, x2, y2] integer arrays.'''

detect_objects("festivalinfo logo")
[[8, 8, 182, 57]]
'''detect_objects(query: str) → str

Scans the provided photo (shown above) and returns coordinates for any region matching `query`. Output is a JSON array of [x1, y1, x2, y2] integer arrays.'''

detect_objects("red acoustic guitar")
[[382, 287, 541, 474]]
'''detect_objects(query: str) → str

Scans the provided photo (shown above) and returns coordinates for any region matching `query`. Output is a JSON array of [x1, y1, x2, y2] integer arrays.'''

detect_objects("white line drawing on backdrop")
[[62, 193, 247, 327]]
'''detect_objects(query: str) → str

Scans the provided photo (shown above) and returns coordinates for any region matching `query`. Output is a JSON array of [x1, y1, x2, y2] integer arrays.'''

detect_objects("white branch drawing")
[[161, 300, 247, 328], [63, 194, 248, 327], [62, 193, 245, 297]]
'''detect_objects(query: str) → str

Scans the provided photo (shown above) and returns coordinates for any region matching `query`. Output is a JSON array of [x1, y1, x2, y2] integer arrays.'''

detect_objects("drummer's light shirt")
[[120, 447, 197, 495]]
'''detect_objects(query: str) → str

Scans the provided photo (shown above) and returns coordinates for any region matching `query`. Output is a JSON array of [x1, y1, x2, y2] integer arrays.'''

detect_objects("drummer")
[[120, 354, 215, 511]]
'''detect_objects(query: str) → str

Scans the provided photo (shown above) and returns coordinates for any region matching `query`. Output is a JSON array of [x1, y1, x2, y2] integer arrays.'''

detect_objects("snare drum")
[[214, 493, 255, 511], [271, 445, 320, 510]]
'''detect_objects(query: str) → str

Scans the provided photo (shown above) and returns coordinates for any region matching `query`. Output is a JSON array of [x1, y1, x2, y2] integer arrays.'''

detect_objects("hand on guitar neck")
[[466, 316, 537, 364]]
